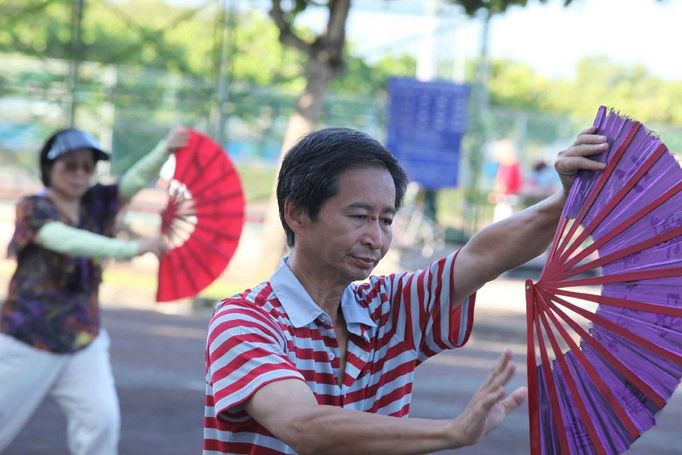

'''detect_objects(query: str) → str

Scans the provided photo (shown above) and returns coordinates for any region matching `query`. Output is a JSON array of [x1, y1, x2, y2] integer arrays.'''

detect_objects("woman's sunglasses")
[[59, 160, 96, 174]]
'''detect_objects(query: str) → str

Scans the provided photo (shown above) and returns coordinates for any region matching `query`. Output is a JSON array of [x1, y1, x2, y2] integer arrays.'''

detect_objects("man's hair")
[[277, 127, 408, 247]]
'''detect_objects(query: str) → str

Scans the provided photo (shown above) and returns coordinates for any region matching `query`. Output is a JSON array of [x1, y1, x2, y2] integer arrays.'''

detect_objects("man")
[[203, 127, 608, 454]]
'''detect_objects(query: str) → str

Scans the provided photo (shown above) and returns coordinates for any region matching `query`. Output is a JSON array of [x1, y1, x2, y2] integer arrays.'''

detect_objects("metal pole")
[[415, 0, 440, 222], [477, 10, 491, 117], [416, 0, 438, 82], [216, 0, 237, 148], [215, 0, 228, 143], [465, 9, 492, 234], [68, 0, 84, 127]]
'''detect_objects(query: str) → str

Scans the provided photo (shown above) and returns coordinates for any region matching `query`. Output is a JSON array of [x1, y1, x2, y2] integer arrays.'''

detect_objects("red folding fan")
[[156, 130, 245, 302], [525, 106, 682, 454]]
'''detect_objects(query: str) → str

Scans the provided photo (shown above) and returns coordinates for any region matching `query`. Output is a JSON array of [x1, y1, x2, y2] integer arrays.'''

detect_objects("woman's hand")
[[165, 126, 190, 153], [137, 235, 169, 259]]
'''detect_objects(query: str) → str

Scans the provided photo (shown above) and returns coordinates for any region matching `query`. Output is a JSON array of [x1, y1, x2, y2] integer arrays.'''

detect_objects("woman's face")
[[49, 148, 96, 200]]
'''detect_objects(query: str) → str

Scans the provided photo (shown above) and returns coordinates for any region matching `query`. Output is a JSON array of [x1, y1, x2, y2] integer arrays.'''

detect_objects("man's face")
[[294, 166, 396, 285]]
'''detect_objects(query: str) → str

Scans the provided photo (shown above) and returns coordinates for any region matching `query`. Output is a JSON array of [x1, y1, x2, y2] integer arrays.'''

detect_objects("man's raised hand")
[[449, 349, 528, 448]]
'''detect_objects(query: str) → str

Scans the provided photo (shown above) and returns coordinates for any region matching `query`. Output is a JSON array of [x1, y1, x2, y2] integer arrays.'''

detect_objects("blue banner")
[[386, 77, 470, 189]]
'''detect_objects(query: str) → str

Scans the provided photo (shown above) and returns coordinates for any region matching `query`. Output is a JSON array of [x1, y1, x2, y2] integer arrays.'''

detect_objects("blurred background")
[[1, 1, 681, 453], [2, 0, 682, 241]]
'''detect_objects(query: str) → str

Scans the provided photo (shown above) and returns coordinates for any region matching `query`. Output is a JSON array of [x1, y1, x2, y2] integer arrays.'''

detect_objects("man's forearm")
[[465, 191, 566, 281], [281, 405, 463, 455], [248, 379, 464, 454], [246, 354, 523, 454]]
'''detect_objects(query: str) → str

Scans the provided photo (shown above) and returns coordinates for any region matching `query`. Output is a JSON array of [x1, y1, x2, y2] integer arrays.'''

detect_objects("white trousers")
[[0, 330, 120, 455]]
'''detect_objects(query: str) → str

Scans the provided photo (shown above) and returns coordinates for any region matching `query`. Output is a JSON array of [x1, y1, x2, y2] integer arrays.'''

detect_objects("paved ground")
[[4, 302, 680, 455]]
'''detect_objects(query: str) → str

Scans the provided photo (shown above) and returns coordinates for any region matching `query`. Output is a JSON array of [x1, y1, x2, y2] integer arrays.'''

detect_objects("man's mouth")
[[352, 256, 377, 268]]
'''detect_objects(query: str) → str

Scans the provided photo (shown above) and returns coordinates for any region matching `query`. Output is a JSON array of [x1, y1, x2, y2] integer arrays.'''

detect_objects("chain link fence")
[[1, 53, 681, 234]]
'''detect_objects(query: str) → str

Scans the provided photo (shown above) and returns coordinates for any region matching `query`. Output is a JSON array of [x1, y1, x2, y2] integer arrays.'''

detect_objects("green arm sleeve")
[[118, 139, 169, 200], [36, 221, 140, 260]]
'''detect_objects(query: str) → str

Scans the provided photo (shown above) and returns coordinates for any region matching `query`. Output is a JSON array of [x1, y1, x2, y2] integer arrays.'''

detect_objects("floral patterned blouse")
[[1, 183, 119, 353]]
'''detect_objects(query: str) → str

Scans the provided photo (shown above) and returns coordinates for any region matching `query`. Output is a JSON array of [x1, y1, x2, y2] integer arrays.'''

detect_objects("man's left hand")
[[555, 126, 608, 193]]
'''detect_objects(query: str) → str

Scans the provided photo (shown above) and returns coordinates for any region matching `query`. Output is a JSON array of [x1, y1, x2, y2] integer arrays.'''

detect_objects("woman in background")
[[0, 126, 187, 454]]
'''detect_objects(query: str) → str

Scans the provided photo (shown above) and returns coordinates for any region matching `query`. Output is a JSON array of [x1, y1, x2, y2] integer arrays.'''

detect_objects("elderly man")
[[203, 127, 607, 454]]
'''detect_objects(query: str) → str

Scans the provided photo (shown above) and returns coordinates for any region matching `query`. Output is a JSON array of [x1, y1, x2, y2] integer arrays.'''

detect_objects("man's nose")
[[362, 219, 384, 249]]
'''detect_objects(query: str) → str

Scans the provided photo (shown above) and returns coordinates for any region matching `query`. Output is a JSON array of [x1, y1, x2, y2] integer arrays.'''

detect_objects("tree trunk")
[[254, 58, 336, 277], [250, 0, 351, 278]]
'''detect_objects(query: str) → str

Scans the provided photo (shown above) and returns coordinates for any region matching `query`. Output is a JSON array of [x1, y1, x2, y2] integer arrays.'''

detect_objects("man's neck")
[[286, 252, 347, 324]]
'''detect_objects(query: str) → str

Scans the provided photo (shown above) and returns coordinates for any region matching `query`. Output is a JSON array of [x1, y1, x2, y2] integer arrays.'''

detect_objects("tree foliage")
[[446, 0, 572, 16], [1, 0, 680, 126], [486, 56, 682, 126], [0, 0, 202, 74]]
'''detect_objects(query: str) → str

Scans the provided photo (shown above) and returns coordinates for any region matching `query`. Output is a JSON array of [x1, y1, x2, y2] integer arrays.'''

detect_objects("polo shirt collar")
[[341, 286, 376, 329], [270, 258, 324, 328], [270, 258, 376, 330]]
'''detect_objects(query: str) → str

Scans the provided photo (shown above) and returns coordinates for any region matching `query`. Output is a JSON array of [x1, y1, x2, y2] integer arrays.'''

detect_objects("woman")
[[0, 126, 188, 454]]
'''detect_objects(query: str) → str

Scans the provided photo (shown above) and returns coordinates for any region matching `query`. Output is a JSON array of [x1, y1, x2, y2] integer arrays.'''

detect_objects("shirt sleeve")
[[37, 221, 139, 259], [9, 196, 61, 254], [118, 139, 168, 201], [378, 250, 476, 362], [205, 300, 305, 422]]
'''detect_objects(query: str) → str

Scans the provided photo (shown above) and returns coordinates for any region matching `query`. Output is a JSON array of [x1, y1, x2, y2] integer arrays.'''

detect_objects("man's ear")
[[283, 200, 308, 235]]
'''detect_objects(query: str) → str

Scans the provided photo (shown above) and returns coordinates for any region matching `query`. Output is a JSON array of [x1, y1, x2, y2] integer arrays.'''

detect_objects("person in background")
[[0, 126, 188, 455], [491, 138, 523, 222], [203, 126, 608, 454], [522, 159, 562, 207]]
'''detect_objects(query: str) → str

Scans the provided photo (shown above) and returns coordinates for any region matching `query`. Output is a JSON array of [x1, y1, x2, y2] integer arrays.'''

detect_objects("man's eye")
[[382, 218, 393, 226]]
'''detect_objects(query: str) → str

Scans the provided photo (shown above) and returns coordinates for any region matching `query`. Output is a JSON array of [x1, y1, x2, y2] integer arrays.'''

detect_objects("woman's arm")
[[118, 126, 189, 204], [36, 221, 167, 259]]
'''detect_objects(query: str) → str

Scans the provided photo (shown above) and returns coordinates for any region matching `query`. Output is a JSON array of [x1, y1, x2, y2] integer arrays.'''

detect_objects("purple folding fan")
[[525, 106, 682, 454]]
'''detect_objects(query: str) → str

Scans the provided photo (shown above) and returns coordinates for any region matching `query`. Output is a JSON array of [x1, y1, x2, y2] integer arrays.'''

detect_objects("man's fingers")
[[574, 133, 607, 145], [493, 349, 512, 374], [556, 156, 607, 175], [576, 126, 597, 136], [480, 379, 526, 417], [482, 350, 512, 389], [479, 350, 517, 405], [480, 385, 506, 409], [561, 142, 608, 159], [489, 362, 516, 394], [501, 387, 528, 415]]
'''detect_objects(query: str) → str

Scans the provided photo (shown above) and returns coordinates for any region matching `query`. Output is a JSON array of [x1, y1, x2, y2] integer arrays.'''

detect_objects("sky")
[[337, 0, 682, 81], [170, 0, 682, 81]]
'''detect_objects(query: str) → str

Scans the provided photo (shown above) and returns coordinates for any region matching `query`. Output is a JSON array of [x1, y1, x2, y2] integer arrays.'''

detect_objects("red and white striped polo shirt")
[[203, 251, 475, 454]]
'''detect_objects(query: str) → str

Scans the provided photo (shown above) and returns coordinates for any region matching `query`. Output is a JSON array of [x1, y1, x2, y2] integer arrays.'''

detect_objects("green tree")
[[453, 0, 572, 15], [254, 0, 580, 273], [0, 0, 203, 74], [487, 59, 551, 110], [332, 52, 416, 96]]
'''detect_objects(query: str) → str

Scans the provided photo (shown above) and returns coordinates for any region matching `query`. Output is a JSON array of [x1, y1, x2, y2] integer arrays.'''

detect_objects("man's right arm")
[[244, 350, 527, 455]]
